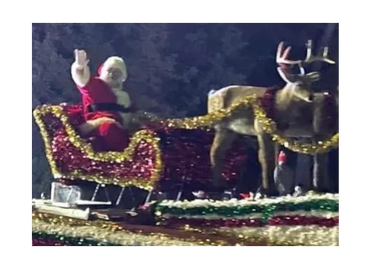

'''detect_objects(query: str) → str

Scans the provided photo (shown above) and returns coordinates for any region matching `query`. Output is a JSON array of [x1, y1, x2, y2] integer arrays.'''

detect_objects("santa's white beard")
[[110, 81, 122, 88], [101, 77, 122, 89]]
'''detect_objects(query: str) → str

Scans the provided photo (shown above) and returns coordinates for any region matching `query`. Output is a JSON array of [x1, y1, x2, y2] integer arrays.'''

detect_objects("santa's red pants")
[[91, 122, 129, 152]]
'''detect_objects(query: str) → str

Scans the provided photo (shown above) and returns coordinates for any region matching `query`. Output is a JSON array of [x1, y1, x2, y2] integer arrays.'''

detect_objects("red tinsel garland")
[[160, 215, 339, 228]]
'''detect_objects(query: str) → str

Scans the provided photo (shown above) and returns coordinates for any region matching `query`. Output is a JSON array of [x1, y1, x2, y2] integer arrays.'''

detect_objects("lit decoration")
[[32, 211, 338, 246], [159, 215, 338, 228], [28, 232, 118, 249], [214, 225, 338, 246], [32, 211, 267, 246], [32, 218, 201, 246], [155, 193, 339, 246], [156, 193, 339, 217]]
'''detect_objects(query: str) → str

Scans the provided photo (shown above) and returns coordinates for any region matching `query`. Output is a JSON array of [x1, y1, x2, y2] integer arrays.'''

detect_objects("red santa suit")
[[74, 58, 135, 152]]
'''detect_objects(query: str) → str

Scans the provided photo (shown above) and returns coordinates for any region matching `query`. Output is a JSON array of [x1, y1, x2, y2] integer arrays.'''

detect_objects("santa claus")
[[71, 49, 136, 152]]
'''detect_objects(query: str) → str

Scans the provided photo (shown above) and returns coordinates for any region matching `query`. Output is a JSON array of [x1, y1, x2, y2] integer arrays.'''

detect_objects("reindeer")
[[208, 40, 337, 195]]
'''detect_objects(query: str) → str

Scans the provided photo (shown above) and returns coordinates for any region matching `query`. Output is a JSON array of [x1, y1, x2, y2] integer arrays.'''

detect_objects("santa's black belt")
[[86, 103, 133, 113]]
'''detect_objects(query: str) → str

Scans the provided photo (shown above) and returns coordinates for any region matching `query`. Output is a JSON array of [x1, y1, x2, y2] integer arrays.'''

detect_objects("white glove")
[[74, 49, 90, 69]]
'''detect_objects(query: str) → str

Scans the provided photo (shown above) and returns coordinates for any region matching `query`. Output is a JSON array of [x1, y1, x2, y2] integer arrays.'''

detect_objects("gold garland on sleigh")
[[33, 106, 162, 190], [33, 95, 338, 189]]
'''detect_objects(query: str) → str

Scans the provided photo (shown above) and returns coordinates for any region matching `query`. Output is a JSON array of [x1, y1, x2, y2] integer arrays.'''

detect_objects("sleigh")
[[33, 103, 252, 208]]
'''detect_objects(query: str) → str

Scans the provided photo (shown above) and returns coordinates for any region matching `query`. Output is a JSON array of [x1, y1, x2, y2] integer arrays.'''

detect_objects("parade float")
[[32, 40, 339, 246], [29, 98, 341, 249]]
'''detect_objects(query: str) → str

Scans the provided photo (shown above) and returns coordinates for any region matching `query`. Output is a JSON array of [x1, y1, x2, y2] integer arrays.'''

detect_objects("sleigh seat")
[[33, 104, 251, 197]]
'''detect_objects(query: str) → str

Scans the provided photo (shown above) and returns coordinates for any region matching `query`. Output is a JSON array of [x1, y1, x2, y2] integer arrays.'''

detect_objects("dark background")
[[32, 23, 339, 197]]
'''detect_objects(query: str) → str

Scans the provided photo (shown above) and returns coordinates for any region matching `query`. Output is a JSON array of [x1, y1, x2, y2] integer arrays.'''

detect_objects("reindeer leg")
[[256, 133, 276, 196], [274, 142, 280, 166], [313, 152, 329, 193], [210, 128, 236, 190]]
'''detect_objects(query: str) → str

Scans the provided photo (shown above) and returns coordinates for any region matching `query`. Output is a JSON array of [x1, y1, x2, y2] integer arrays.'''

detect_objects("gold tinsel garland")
[[32, 212, 256, 246], [172, 223, 338, 246], [33, 106, 162, 190], [161, 94, 338, 154], [32, 211, 336, 246], [33, 95, 338, 189], [32, 213, 203, 246]]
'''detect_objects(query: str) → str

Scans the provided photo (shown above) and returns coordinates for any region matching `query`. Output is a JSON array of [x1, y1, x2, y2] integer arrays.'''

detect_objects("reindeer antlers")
[[276, 40, 336, 72], [276, 42, 301, 66], [303, 40, 336, 65]]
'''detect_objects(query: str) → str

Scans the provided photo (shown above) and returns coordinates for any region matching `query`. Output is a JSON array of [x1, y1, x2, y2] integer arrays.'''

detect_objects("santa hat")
[[98, 56, 127, 82], [278, 151, 287, 163]]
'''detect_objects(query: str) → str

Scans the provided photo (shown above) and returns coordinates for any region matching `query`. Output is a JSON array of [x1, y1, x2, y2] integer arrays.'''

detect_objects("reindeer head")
[[276, 40, 336, 102]]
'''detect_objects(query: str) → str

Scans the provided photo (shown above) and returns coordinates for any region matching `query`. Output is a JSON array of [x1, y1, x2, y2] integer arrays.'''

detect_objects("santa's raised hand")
[[72, 49, 91, 87], [74, 49, 89, 68]]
